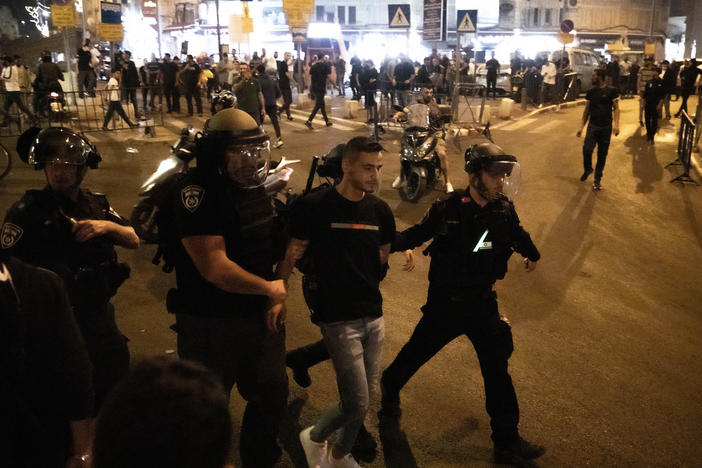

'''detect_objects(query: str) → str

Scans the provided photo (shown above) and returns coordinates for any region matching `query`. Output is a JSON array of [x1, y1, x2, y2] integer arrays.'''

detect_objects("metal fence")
[[0, 87, 164, 137], [666, 110, 698, 185]]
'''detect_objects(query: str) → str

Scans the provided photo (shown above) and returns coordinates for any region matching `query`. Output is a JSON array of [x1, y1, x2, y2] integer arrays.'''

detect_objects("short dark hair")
[[94, 358, 232, 468], [342, 137, 384, 164], [593, 68, 606, 81], [164, 53, 171, 58], [317, 53, 324, 60], [256, 64, 265, 74]]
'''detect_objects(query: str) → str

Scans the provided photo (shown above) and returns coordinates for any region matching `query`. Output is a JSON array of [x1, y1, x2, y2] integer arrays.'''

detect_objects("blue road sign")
[[456, 9, 477, 33], [100, 1, 122, 25], [388, 4, 411, 29]]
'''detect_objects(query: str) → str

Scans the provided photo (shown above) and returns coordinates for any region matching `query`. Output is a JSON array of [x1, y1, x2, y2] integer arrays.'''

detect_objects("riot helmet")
[[22, 127, 101, 170], [199, 108, 270, 187], [464, 142, 521, 200]]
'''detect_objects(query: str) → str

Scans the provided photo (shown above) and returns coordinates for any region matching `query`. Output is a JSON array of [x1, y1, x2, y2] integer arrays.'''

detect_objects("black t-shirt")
[[360, 68, 378, 91], [289, 188, 395, 323], [160, 61, 178, 84], [277, 60, 290, 88], [486, 58, 500, 76], [394, 61, 414, 82], [310, 62, 330, 92], [180, 61, 201, 87], [644, 78, 666, 108], [586, 86, 619, 127], [171, 171, 274, 316], [77, 48, 91, 70]]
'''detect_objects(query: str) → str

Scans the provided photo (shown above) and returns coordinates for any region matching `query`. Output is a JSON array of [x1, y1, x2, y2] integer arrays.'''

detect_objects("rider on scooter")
[[392, 86, 453, 193]]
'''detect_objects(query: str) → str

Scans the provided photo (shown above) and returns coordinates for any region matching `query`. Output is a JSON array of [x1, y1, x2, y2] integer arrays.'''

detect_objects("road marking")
[[499, 118, 537, 131], [289, 109, 365, 131], [527, 119, 563, 134]]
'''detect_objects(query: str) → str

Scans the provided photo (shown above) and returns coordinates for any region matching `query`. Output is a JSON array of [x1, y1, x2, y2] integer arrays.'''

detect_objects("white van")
[[551, 48, 601, 95]]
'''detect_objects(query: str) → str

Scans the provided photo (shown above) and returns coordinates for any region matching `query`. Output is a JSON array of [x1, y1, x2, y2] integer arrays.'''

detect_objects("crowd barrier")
[[0, 87, 164, 137], [667, 110, 698, 185]]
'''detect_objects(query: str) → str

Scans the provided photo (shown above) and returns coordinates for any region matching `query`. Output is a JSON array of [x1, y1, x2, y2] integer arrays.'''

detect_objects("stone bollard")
[[297, 93, 309, 109], [499, 98, 514, 119], [345, 100, 359, 118], [481, 104, 491, 125]]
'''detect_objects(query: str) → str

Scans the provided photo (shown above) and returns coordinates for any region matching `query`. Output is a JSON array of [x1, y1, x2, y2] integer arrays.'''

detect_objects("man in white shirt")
[[102, 70, 135, 130], [539, 58, 558, 107], [1, 55, 37, 126], [215, 53, 234, 89]]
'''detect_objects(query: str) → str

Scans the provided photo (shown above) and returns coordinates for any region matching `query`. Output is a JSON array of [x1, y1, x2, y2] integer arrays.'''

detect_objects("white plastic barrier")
[[499, 98, 514, 119]]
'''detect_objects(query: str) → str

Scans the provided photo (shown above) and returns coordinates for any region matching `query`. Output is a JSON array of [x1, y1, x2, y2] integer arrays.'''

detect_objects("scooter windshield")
[[406, 104, 431, 128]]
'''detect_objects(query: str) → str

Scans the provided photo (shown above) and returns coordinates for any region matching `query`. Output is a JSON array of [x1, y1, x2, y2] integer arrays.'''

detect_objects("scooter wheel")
[[399, 167, 426, 203]]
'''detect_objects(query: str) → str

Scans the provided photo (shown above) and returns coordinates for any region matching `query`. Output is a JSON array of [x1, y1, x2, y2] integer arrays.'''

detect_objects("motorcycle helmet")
[[464, 142, 520, 200], [199, 108, 270, 187], [21, 127, 101, 170]]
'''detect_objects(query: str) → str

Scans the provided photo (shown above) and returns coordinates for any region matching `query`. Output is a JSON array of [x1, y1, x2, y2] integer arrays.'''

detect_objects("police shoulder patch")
[[181, 185, 205, 213], [1, 222, 23, 249]]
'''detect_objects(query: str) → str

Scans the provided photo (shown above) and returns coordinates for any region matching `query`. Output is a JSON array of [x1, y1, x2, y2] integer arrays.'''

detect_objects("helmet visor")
[[28, 130, 92, 167], [223, 142, 271, 187], [484, 160, 521, 200]]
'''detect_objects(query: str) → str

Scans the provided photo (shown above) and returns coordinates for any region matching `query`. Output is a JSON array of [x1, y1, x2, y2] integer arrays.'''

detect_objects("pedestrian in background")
[[486, 51, 500, 100], [160, 53, 178, 113], [335, 55, 346, 96], [619, 57, 631, 97], [660, 60, 676, 120], [77, 39, 96, 98], [637, 56, 657, 125], [121, 51, 139, 117], [674, 59, 700, 118], [181, 54, 202, 116], [349, 56, 362, 100], [277, 51, 294, 121], [1, 55, 37, 127], [305, 53, 333, 129], [102, 70, 136, 129], [216, 52, 234, 90], [577, 68, 620, 190], [539, 57, 558, 107], [234, 62, 264, 124], [258, 65, 284, 148], [643, 66, 666, 144]]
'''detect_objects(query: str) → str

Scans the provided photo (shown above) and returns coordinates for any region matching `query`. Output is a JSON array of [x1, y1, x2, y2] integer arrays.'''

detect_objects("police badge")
[[1, 223, 23, 249], [181, 185, 205, 213]]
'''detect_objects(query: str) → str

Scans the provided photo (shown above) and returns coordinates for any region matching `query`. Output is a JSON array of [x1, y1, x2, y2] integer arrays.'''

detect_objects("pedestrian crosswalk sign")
[[388, 4, 410, 28], [457, 10, 477, 33]]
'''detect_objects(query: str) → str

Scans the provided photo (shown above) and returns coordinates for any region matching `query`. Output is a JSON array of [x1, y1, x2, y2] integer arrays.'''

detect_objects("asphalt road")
[[1, 95, 700, 467]]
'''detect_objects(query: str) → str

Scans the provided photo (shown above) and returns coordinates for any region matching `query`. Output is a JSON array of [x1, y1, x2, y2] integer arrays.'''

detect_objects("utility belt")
[[72, 260, 130, 302], [424, 284, 495, 313]]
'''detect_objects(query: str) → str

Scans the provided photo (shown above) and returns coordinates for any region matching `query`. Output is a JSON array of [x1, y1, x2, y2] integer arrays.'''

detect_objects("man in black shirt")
[[181, 54, 202, 116], [393, 54, 415, 107], [643, 67, 666, 144], [486, 52, 500, 99], [674, 59, 700, 118], [306, 53, 333, 129], [277, 51, 293, 120], [160, 53, 179, 113], [121, 51, 139, 115], [335, 56, 346, 96], [350, 56, 363, 100], [361, 60, 379, 123], [577, 68, 620, 190], [77, 39, 95, 98], [280, 137, 395, 468]]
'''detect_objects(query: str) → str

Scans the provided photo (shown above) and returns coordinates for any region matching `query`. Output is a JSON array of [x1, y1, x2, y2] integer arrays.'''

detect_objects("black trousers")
[[644, 105, 659, 140], [582, 125, 612, 181], [102, 101, 133, 128], [381, 291, 520, 443], [308, 91, 328, 123], [185, 84, 202, 115], [280, 86, 292, 118], [2, 91, 35, 122], [176, 311, 288, 468], [487, 74, 498, 98], [287, 339, 329, 369], [122, 87, 138, 114], [163, 83, 179, 112], [265, 105, 281, 138], [365, 90, 378, 122], [676, 89, 693, 116], [77, 70, 96, 96]]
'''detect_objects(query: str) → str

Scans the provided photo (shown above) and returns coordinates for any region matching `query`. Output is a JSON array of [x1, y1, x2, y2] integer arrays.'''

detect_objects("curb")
[[491, 98, 587, 130]]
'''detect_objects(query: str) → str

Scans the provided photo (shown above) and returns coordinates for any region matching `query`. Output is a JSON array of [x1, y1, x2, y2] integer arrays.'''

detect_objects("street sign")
[[228, 15, 248, 42], [560, 19, 574, 33], [557, 31, 574, 44], [101, 1, 121, 24], [423, 0, 442, 41], [292, 27, 307, 43], [388, 4, 411, 29], [99, 23, 123, 41], [51, 3, 75, 27], [283, 0, 314, 27], [456, 10, 477, 33]]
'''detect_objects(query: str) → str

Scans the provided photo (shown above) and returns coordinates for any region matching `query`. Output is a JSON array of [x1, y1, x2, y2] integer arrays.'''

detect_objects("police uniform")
[[2, 187, 130, 412], [168, 168, 288, 468], [381, 188, 540, 445]]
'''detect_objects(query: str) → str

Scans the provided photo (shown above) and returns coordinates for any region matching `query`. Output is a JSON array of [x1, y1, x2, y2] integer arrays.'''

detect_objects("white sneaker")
[[327, 452, 361, 468], [273, 138, 284, 148], [391, 176, 402, 189], [300, 426, 328, 468]]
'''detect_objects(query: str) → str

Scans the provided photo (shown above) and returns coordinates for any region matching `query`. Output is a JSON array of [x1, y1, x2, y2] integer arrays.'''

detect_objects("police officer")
[[378, 142, 545, 466], [2, 127, 138, 413], [167, 108, 288, 468]]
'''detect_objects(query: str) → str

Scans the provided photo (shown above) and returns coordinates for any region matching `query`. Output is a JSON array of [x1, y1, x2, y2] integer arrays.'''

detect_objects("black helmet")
[[464, 142, 521, 200], [22, 127, 101, 170], [200, 108, 270, 187]]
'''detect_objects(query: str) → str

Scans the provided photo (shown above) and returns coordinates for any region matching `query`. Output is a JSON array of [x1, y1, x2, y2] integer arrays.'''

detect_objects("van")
[[551, 48, 601, 95]]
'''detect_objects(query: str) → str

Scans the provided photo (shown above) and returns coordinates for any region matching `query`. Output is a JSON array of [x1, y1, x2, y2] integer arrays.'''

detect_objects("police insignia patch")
[[1, 223, 23, 249], [181, 185, 205, 213]]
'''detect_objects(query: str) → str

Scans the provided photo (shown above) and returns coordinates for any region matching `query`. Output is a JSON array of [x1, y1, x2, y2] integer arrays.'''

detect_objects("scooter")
[[393, 103, 445, 202], [130, 128, 299, 243]]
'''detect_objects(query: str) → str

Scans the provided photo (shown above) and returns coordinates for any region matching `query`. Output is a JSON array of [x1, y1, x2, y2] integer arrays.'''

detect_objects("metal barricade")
[[0, 86, 164, 137], [666, 110, 698, 185]]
